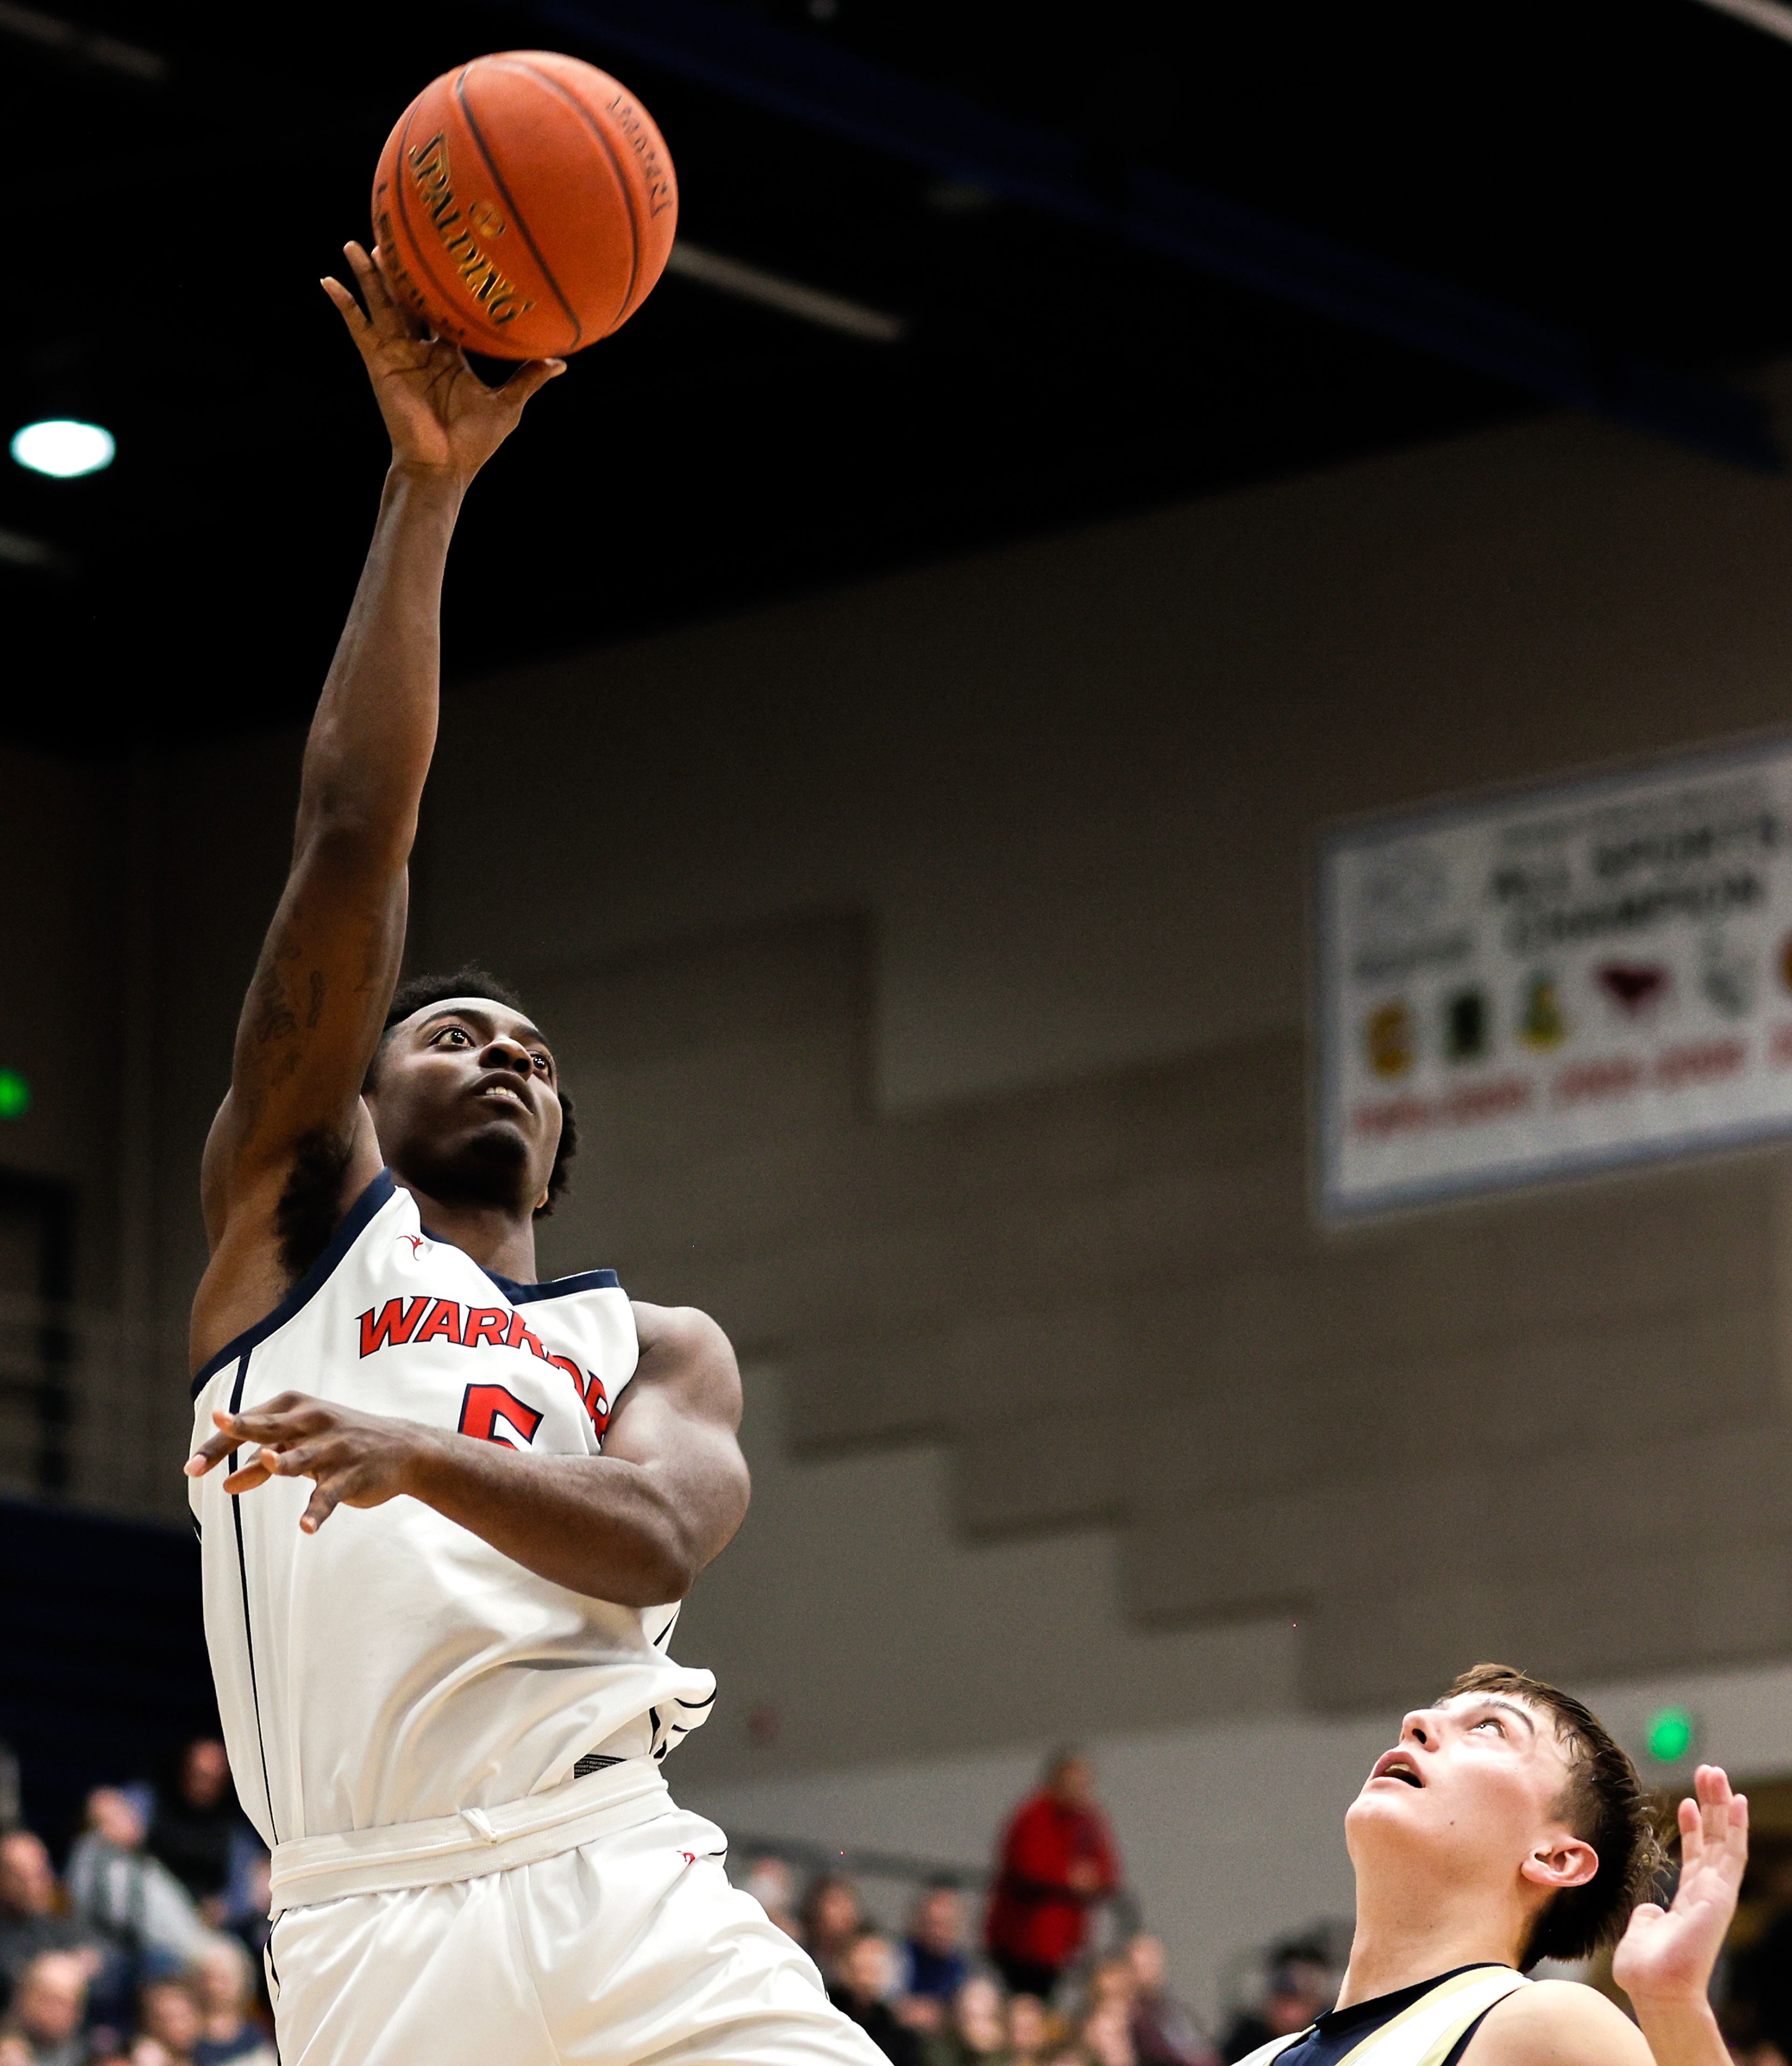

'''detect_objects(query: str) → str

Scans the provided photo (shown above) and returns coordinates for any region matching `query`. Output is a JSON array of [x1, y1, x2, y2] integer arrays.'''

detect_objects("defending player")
[[183, 243, 889, 2066], [1236, 1664, 1748, 2066]]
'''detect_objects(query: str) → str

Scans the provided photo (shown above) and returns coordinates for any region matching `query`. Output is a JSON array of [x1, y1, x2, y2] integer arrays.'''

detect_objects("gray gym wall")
[[10, 363, 1792, 1775]]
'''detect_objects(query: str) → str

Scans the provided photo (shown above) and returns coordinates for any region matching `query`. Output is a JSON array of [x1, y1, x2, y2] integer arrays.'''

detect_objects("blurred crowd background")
[[5, 1731, 1792, 2066]]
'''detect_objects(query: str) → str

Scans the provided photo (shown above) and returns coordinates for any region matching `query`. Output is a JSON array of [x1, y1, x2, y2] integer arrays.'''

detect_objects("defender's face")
[[1344, 1691, 1578, 1878], [367, 998, 563, 1211]]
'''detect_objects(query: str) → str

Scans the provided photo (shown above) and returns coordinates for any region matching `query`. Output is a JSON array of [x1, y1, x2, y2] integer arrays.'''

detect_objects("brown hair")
[[1441, 1663, 1664, 1968]]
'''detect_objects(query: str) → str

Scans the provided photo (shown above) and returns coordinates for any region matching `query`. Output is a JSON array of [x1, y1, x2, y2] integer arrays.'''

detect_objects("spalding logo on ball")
[[372, 50, 678, 359]]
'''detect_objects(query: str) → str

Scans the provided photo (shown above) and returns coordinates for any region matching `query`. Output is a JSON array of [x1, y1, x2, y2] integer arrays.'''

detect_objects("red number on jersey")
[[458, 1383, 544, 1450]]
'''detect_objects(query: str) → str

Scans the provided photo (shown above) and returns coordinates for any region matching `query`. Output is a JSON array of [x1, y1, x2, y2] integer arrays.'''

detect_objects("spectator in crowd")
[[800, 1874, 866, 1988], [133, 1985, 200, 2066], [1081, 1996, 1138, 2066], [0, 1949, 90, 2066], [899, 1881, 970, 2030], [1069, 1959, 1138, 2066], [187, 1943, 270, 2066], [1124, 1936, 1214, 2066], [145, 1750, 241, 1929], [1006, 1991, 1056, 2066], [1218, 1954, 1334, 2065], [208, 1857, 267, 2023], [922, 1975, 1006, 2066], [744, 1857, 800, 1942], [985, 1753, 1120, 2003], [65, 1795, 210, 1982], [0, 1836, 105, 2018], [827, 1930, 920, 2066]]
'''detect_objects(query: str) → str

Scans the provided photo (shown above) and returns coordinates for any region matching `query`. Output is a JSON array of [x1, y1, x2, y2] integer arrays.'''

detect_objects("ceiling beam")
[[498, 0, 1781, 471]]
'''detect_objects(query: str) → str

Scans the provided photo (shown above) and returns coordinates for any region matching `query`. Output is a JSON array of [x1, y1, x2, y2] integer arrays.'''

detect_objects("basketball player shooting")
[[183, 243, 889, 2066], [1235, 1665, 1748, 2066]]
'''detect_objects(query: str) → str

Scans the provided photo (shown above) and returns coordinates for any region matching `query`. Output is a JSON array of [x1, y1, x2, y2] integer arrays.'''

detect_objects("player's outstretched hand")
[[321, 241, 564, 481], [185, 1391, 439, 1535], [1611, 1765, 1748, 2010]]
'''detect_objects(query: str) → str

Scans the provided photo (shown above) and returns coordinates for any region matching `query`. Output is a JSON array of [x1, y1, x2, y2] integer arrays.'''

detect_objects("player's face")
[[367, 998, 563, 1212], [1344, 1691, 1585, 1888]]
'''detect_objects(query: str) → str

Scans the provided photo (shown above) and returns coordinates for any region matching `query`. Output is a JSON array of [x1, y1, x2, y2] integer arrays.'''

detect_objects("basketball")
[[371, 51, 677, 360]]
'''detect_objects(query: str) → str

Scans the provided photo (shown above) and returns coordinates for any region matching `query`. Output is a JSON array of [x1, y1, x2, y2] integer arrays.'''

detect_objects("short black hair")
[[1441, 1663, 1664, 1968], [372, 964, 577, 1217]]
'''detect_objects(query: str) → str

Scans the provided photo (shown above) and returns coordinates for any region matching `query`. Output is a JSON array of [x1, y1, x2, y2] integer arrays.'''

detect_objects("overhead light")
[[0, 526, 70, 574], [1687, 0, 1792, 44], [665, 242, 905, 342], [0, 2, 168, 80], [10, 419, 115, 478]]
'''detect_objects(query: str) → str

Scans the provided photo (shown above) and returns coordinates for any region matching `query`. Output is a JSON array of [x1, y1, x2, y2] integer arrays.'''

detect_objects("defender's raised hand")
[[1612, 1765, 1748, 2010], [322, 240, 563, 480]]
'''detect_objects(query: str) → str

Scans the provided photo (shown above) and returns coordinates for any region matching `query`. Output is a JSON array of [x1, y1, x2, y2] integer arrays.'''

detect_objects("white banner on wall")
[[1317, 734, 1792, 1218]]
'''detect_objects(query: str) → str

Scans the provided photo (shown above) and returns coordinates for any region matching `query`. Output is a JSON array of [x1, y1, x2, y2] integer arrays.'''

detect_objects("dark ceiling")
[[6, 0, 1792, 757]]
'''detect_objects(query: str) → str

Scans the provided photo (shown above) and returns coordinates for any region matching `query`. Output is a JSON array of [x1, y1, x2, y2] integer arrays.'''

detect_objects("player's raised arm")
[[192, 244, 563, 1368]]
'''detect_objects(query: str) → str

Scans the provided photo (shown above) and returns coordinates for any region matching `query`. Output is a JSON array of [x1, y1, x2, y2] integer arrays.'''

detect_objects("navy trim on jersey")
[[412, 1217, 622, 1304], [1267, 1967, 1513, 2066], [189, 1171, 398, 1400], [1442, 2001, 1506, 2066], [229, 1347, 280, 1846], [481, 1264, 623, 1303]]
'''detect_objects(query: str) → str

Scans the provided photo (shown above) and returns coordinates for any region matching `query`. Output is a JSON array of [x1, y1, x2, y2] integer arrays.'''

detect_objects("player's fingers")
[[217, 1403, 325, 1444], [364, 242, 429, 342], [502, 359, 567, 408], [183, 1429, 237, 1475], [221, 1454, 275, 1496], [1677, 1793, 1703, 1870], [262, 1439, 340, 1480], [299, 1482, 341, 1535], [1629, 1901, 1666, 1925], [321, 275, 370, 338], [367, 244, 411, 322], [1699, 1766, 1732, 1852]]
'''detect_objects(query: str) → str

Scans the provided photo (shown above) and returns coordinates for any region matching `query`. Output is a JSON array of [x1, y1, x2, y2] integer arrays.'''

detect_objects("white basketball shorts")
[[266, 1787, 885, 2066]]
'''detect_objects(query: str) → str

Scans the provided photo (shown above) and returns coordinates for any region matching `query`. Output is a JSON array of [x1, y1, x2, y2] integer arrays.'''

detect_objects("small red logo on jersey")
[[397, 1235, 427, 1258], [679, 1851, 696, 1864]]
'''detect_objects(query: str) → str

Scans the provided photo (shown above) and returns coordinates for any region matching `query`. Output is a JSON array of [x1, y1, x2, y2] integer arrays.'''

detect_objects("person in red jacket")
[[984, 1752, 1121, 2002]]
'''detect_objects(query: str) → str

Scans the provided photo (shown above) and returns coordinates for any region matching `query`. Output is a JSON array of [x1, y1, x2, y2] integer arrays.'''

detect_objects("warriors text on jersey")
[[188, 1171, 716, 1847]]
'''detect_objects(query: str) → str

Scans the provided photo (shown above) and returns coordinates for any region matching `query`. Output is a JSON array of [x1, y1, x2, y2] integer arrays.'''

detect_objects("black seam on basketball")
[[391, 92, 522, 355], [453, 68, 582, 353], [388, 104, 483, 351], [489, 58, 643, 331]]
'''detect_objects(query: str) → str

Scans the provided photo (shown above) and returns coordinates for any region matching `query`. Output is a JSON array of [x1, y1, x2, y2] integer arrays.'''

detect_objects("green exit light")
[[0, 1070, 28, 1120], [1646, 1705, 1696, 1763]]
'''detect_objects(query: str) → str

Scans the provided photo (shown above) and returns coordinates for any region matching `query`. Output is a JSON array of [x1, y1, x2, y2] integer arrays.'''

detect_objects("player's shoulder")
[[1471, 1980, 1650, 2066], [630, 1302, 741, 1405], [631, 1300, 733, 1356]]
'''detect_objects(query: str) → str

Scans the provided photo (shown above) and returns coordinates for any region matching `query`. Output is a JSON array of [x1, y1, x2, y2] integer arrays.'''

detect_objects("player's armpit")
[[1470, 1983, 1653, 2066]]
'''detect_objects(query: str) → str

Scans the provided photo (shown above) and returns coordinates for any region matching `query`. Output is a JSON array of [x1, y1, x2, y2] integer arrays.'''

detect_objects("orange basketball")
[[371, 51, 677, 360]]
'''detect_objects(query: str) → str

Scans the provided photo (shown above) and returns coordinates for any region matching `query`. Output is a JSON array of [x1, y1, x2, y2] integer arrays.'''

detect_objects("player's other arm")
[[1472, 1768, 1746, 2066], [192, 246, 562, 1364], [187, 1303, 750, 1607]]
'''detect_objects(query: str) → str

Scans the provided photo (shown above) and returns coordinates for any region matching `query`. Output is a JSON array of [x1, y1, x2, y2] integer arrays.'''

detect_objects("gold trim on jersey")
[[1232, 1966, 1531, 2066]]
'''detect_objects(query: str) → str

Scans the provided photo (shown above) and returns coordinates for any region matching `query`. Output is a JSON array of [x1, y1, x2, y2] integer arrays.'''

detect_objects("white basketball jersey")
[[188, 1171, 716, 1850]]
